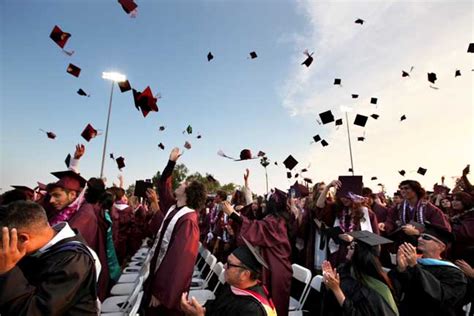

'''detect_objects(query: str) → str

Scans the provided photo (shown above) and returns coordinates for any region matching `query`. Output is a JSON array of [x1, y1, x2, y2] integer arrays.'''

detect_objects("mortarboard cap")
[[238, 149, 253, 160], [186, 125, 193, 134], [301, 50, 314, 67], [371, 177, 377, 180], [11, 186, 35, 197], [319, 110, 335, 124], [348, 230, 393, 247], [118, 80, 131, 93], [337, 175, 363, 198], [321, 139, 329, 147], [158, 143, 165, 150], [81, 124, 98, 142], [455, 70, 461, 77], [357, 136, 365, 141], [207, 52, 214, 61], [257, 151, 266, 157], [291, 181, 309, 198], [423, 221, 454, 245], [352, 94, 359, 99], [371, 114, 379, 120], [287, 172, 292, 179], [49, 25, 71, 49], [77, 89, 89, 97], [66, 64, 81, 77], [370, 97, 378, 105], [249, 51, 257, 59], [118, 0, 138, 14], [399, 170, 406, 176], [283, 155, 298, 170], [334, 78, 341, 85], [354, 114, 368, 127], [133, 180, 153, 198], [468, 43, 474, 53], [463, 164, 470, 176], [402, 71, 410, 77], [116, 156, 125, 170], [184, 141, 192, 150], [45, 131, 56, 139], [133, 87, 159, 117], [427, 72, 437, 84], [313, 135, 321, 143], [304, 178, 313, 184], [348, 168, 353, 172], [110, 153, 114, 159], [400, 115, 407, 121], [355, 18, 364, 25], [65, 153, 71, 168], [335, 118, 343, 126], [49, 170, 87, 192], [159, 126, 165, 131], [197, 135, 202, 139], [235, 237, 269, 271], [417, 167, 427, 175]]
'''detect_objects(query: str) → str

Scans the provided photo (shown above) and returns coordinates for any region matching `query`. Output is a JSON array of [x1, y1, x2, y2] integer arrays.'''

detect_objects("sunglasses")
[[420, 234, 443, 244]]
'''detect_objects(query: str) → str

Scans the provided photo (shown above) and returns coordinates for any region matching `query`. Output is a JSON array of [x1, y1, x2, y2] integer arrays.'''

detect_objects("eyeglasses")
[[420, 234, 443, 244], [225, 262, 247, 270]]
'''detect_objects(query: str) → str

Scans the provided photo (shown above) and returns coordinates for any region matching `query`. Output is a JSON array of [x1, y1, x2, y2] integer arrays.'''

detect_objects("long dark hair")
[[350, 242, 394, 291]]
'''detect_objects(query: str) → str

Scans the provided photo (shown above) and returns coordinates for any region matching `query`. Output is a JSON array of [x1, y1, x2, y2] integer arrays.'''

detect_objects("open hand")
[[0, 227, 28, 274], [74, 144, 85, 159], [222, 201, 235, 216], [180, 292, 206, 316], [170, 147, 182, 162]]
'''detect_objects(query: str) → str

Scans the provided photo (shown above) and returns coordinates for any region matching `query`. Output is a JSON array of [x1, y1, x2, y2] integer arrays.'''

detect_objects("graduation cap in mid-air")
[[132, 86, 158, 117], [468, 43, 474, 53], [354, 18, 364, 25], [402, 70, 410, 77], [371, 114, 379, 120], [400, 115, 407, 121], [207, 52, 214, 61], [184, 141, 192, 150], [159, 126, 165, 131], [335, 118, 343, 126], [399, 170, 406, 176], [65, 154, 71, 168], [417, 167, 427, 176], [110, 153, 114, 159], [321, 139, 329, 147], [357, 136, 365, 142], [81, 123, 98, 142], [49, 25, 71, 49], [370, 97, 378, 105], [371, 177, 377, 181], [118, 0, 138, 17], [352, 94, 359, 99], [283, 155, 298, 170], [354, 114, 368, 127], [334, 78, 342, 85], [249, 51, 258, 59], [312, 135, 321, 143], [184, 125, 193, 134], [427, 72, 437, 84], [116, 156, 125, 170], [41, 129, 56, 139], [319, 110, 335, 125], [118, 80, 132, 93], [455, 70, 461, 77], [158, 143, 165, 150], [77, 89, 89, 97], [67, 64, 81, 77], [301, 50, 314, 67]]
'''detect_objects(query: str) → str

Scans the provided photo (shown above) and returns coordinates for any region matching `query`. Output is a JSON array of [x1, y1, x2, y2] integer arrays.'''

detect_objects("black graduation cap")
[[186, 125, 193, 134], [468, 43, 474, 53], [348, 168, 353, 172], [118, 0, 138, 14], [239, 237, 269, 270], [354, 18, 364, 25], [354, 114, 368, 127], [197, 134, 202, 139], [319, 110, 335, 124], [287, 172, 292, 179], [81, 124, 98, 142], [337, 175, 363, 198], [334, 78, 341, 85], [348, 230, 393, 247], [42, 130, 56, 139], [257, 151, 266, 157], [463, 164, 470, 175], [184, 141, 192, 150], [65, 154, 71, 168], [369, 114, 379, 120], [400, 115, 407, 121], [110, 153, 114, 159], [455, 70, 461, 77], [335, 118, 343, 126], [159, 126, 165, 131], [304, 178, 313, 184], [158, 143, 165, 150], [49, 25, 71, 49], [357, 136, 365, 141], [352, 94, 359, 99], [301, 50, 314, 67], [399, 170, 406, 176], [423, 221, 454, 245], [417, 167, 427, 176], [427, 72, 437, 84], [371, 177, 377, 180], [249, 51, 258, 59], [283, 155, 298, 170], [116, 156, 125, 170], [118, 80, 132, 93], [10, 186, 35, 196], [321, 139, 329, 147], [402, 71, 410, 77], [67, 64, 81, 77], [370, 97, 378, 105], [207, 52, 214, 61], [77, 89, 89, 97]]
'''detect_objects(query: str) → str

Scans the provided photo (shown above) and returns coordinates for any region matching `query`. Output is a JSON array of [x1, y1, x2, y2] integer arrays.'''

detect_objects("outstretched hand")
[[74, 144, 85, 159], [170, 147, 182, 162], [244, 169, 250, 182]]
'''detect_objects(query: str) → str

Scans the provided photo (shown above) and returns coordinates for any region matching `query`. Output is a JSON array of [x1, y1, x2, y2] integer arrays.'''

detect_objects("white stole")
[[153, 205, 195, 273]]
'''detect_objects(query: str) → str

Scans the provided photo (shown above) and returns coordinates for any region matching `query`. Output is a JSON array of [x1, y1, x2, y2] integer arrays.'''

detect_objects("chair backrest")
[[291, 264, 312, 306], [311, 275, 323, 292], [203, 255, 218, 281], [197, 249, 211, 271], [120, 276, 144, 311], [128, 291, 144, 316], [213, 269, 226, 293], [299, 275, 324, 315]]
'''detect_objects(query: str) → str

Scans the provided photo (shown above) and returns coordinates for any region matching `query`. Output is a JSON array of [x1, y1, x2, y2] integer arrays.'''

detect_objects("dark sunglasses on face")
[[420, 234, 442, 244]]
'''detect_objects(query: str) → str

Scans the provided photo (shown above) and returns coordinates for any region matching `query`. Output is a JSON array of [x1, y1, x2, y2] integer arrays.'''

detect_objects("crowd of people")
[[0, 144, 472, 316]]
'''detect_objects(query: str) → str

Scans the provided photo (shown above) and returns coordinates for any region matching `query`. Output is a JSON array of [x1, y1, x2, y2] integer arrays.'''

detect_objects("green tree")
[[151, 163, 189, 191]]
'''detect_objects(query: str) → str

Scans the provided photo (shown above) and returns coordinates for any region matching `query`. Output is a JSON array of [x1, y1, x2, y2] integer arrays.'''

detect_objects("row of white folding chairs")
[[100, 239, 152, 315], [189, 262, 226, 305]]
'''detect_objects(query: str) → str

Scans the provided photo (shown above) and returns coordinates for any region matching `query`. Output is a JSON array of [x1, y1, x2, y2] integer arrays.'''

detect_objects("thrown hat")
[[427, 72, 437, 84], [354, 18, 364, 25], [313, 135, 321, 143], [49, 25, 71, 49], [371, 114, 379, 120], [354, 114, 368, 127], [336, 175, 363, 198], [301, 50, 314, 67], [158, 143, 165, 150], [319, 110, 335, 125], [370, 97, 378, 105], [207, 52, 214, 62], [116, 156, 125, 170], [77, 89, 89, 97], [400, 115, 407, 121], [65, 153, 71, 168], [321, 139, 329, 147], [118, 0, 138, 14], [118, 80, 132, 93], [335, 118, 343, 126], [81, 124, 98, 142], [334, 78, 342, 85], [468, 43, 474, 53], [283, 155, 298, 170], [399, 170, 406, 176], [417, 167, 427, 175], [455, 70, 461, 77], [66, 64, 81, 77], [352, 94, 359, 99], [249, 51, 258, 59]]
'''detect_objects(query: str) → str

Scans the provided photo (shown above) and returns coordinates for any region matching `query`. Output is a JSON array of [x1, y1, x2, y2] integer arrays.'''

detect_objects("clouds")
[[279, 0, 473, 194]]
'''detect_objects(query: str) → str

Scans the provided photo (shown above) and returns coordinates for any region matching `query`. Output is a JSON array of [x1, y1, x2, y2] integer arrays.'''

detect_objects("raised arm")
[[316, 180, 340, 209], [158, 148, 180, 213]]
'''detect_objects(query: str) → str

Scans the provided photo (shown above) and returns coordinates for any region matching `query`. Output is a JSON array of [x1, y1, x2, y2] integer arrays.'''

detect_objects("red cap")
[[81, 123, 98, 142], [48, 170, 87, 192], [67, 63, 81, 77], [50, 25, 71, 49]]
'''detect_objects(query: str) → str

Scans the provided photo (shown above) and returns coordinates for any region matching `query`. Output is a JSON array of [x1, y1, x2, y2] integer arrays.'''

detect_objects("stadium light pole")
[[100, 72, 127, 179], [340, 106, 355, 176]]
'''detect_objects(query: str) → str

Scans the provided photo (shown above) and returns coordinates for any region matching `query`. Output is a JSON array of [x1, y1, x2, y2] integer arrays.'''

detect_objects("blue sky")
[[1, 0, 473, 195]]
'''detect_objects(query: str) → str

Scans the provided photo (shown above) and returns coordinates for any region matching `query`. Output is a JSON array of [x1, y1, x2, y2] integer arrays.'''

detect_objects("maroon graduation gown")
[[450, 211, 474, 265], [233, 213, 293, 316], [68, 202, 110, 301], [111, 203, 135, 265]]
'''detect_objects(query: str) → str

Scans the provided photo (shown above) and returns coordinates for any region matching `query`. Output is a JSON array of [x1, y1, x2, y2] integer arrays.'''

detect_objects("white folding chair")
[[193, 249, 211, 277], [288, 264, 312, 311], [101, 276, 144, 314], [111, 264, 150, 295], [191, 255, 217, 289], [189, 268, 226, 305], [191, 262, 223, 290], [194, 243, 206, 270], [128, 291, 143, 316], [288, 274, 323, 316], [463, 303, 471, 316], [117, 253, 152, 284]]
